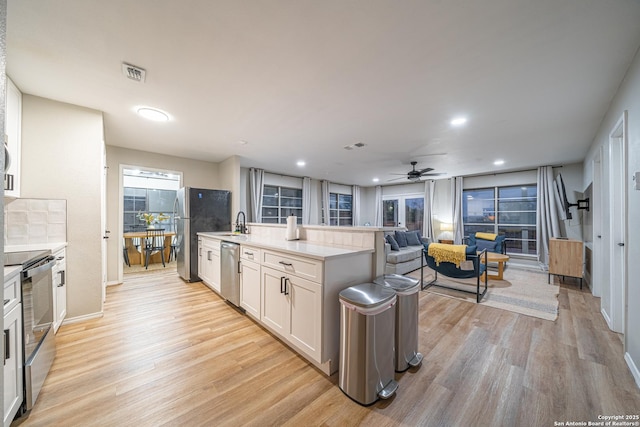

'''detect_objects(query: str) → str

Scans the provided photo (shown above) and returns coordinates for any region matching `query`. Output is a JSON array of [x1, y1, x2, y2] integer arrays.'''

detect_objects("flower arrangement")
[[137, 211, 170, 226]]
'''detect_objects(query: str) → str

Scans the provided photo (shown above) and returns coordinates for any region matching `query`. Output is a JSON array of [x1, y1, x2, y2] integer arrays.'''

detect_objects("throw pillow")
[[405, 230, 422, 246], [465, 244, 477, 254], [386, 234, 400, 251], [394, 230, 408, 247], [476, 239, 496, 252]]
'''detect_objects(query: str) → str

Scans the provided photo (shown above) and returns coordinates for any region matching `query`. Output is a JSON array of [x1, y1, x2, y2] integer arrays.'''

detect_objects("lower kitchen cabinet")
[[198, 237, 220, 293], [240, 258, 261, 320], [52, 247, 67, 333], [3, 302, 23, 427], [261, 266, 321, 362]]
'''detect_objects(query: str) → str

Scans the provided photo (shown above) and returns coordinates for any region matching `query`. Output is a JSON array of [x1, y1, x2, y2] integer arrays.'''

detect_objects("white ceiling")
[[7, 1, 640, 186]]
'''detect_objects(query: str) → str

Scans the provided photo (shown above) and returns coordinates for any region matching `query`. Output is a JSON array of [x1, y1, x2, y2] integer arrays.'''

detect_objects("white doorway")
[[117, 165, 183, 283], [591, 147, 603, 298], [602, 112, 627, 334], [382, 194, 424, 231]]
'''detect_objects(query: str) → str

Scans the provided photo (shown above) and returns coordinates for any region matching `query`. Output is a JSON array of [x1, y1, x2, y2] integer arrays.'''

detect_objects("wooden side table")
[[438, 239, 454, 245], [479, 252, 510, 280]]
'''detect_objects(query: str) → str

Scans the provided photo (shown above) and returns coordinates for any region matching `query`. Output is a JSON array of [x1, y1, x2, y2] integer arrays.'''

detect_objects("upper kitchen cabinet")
[[4, 77, 22, 198]]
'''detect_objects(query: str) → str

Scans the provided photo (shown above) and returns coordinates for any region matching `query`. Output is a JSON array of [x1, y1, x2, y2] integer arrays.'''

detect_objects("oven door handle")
[[24, 257, 56, 278]]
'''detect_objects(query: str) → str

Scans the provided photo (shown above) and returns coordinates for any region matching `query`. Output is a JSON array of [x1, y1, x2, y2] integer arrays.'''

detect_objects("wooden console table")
[[548, 237, 583, 289]]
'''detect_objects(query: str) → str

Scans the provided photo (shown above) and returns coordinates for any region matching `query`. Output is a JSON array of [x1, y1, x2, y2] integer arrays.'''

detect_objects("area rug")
[[408, 265, 560, 321]]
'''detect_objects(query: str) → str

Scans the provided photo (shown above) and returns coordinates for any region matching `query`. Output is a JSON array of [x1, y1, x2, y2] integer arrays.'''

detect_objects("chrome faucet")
[[235, 211, 247, 234]]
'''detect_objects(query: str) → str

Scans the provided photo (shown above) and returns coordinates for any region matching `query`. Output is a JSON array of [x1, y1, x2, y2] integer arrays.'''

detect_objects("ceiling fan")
[[388, 161, 445, 182]]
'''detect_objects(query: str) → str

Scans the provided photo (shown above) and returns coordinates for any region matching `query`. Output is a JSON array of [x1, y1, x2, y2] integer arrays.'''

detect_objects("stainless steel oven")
[[4, 250, 57, 414]]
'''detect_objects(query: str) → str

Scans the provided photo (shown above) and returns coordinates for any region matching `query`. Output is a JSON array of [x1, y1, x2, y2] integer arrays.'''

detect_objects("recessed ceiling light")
[[297, 160, 306, 167], [450, 116, 467, 127], [494, 159, 505, 166], [137, 107, 169, 122], [372, 178, 379, 183]]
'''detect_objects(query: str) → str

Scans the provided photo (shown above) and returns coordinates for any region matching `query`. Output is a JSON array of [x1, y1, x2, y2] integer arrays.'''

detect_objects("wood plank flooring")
[[15, 270, 640, 426]]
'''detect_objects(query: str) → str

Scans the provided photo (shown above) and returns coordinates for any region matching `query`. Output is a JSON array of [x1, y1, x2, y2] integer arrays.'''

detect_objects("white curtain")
[[423, 180, 435, 242], [352, 185, 360, 226], [537, 166, 562, 268], [452, 177, 464, 244], [302, 177, 311, 225], [374, 185, 383, 226], [249, 168, 264, 222], [321, 180, 330, 225]]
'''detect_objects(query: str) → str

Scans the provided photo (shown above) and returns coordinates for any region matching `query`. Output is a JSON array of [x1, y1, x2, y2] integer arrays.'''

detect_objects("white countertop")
[[5, 242, 68, 254], [198, 232, 374, 261], [4, 265, 22, 281]]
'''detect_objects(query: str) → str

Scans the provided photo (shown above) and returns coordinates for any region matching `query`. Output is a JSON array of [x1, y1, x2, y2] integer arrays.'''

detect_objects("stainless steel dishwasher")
[[220, 241, 241, 307]]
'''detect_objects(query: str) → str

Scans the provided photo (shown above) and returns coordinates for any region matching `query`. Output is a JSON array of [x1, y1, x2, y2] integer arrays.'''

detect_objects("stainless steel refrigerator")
[[174, 187, 231, 282]]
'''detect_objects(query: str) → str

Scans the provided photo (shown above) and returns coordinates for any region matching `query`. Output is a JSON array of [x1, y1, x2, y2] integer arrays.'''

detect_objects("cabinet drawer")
[[240, 246, 261, 261], [262, 250, 323, 283], [4, 273, 21, 311]]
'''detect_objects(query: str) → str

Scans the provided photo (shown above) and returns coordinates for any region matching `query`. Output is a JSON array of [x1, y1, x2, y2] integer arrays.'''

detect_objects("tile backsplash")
[[4, 198, 67, 245]]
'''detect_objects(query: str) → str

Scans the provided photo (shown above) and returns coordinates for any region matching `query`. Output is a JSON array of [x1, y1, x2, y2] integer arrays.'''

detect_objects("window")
[[123, 187, 177, 231], [463, 185, 537, 255], [262, 185, 302, 224], [330, 193, 352, 226], [382, 195, 424, 231]]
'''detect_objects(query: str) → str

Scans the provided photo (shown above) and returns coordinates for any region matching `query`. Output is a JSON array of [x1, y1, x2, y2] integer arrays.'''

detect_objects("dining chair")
[[123, 238, 131, 267], [144, 228, 166, 269]]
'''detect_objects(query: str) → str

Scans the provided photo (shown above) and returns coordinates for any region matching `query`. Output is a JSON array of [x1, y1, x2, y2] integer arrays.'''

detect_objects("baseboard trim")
[[601, 307, 613, 330], [625, 352, 640, 389], [106, 280, 121, 287], [61, 312, 104, 326]]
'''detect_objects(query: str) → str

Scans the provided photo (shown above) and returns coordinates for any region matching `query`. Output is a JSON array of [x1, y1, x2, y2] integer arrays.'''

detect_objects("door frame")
[[382, 193, 425, 230], [603, 111, 627, 334], [117, 164, 183, 284], [591, 147, 603, 298]]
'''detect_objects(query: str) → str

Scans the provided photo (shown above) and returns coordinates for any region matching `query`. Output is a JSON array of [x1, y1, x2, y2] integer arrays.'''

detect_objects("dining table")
[[123, 230, 176, 266]]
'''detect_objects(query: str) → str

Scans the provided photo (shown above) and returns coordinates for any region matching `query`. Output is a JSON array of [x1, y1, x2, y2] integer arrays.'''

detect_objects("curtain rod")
[[463, 165, 563, 179], [251, 167, 354, 188]]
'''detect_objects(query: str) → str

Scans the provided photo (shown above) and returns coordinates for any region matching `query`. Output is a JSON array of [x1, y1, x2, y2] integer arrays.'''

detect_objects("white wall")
[[21, 95, 104, 318], [219, 156, 241, 223], [105, 145, 221, 283], [583, 46, 640, 385]]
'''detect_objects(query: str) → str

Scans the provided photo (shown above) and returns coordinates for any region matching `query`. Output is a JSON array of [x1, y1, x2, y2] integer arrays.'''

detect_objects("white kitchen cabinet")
[[261, 265, 322, 362], [52, 247, 67, 333], [4, 300, 23, 427], [4, 77, 22, 198], [240, 246, 261, 319], [198, 236, 220, 293]]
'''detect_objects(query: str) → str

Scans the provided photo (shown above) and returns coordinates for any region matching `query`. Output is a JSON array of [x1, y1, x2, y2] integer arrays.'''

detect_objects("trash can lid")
[[339, 282, 396, 308], [373, 274, 421, 295]]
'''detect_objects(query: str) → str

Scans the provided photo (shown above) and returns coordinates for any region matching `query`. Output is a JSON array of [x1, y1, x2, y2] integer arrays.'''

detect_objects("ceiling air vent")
[[343, 142, 366, 150], [122, 63, 146, 83]]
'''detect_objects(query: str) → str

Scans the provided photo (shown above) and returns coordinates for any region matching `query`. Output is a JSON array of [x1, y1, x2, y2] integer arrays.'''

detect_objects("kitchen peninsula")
[[197, 224, 385, 375]]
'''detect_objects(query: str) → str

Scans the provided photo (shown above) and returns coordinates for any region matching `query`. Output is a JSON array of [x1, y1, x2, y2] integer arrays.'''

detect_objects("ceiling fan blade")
[[418, 167, 434, 174], [386, 177, 407, 182], [389, 173, 409, 176], [420, 173, 446, 176]]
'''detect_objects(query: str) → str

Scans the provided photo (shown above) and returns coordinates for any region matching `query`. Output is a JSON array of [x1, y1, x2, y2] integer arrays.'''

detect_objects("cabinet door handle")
[[244, 251, 253, 256], [58, 270, 66, 287], [4, 329, 9, 365], [279, 261, 293, 267], [238, 261, 242, 274], [284, 278, 290, 295], [280, 276, 285, 294], [618, 242, 625, 247], [207, 250, 212, 261]]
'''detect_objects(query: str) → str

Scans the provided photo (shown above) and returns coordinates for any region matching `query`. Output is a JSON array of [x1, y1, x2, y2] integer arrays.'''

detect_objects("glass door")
[[382, 195, 424, 231]]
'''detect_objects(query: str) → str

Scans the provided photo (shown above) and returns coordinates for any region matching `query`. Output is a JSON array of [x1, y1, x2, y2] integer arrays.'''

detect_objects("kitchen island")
[[197, 231, 374, 375]]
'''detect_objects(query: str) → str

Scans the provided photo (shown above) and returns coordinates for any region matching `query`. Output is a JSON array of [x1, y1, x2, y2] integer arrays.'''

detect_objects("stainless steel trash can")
[[338, 283, 398, 405], [373, 274, 423, 372]]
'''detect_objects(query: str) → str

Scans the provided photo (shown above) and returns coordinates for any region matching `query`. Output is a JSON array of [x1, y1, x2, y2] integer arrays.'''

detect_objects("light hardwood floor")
[[16, 270, 640, 426]]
